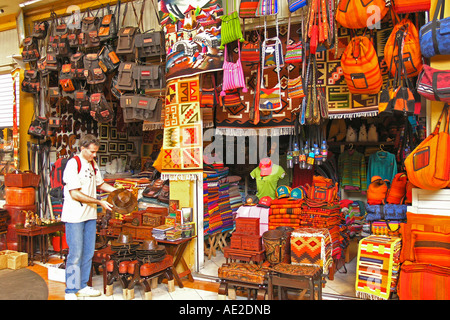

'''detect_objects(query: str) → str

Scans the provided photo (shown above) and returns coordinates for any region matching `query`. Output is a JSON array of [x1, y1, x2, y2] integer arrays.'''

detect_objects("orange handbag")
[[367, 176, 389, 205], [385, 173, 408, 204], [341, 36, 383, 94], [393, 0, 430, 14], [335, 0, 389, 29], [404, 104, 450, 190], [384, 15, 423, 78]]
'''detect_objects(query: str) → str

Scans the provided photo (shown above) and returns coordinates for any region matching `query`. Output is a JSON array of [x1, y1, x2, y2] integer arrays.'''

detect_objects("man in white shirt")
[[62, 134, 117, 300]]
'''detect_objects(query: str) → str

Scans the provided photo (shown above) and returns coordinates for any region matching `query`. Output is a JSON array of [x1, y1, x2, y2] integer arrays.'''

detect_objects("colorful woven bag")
[[341, 36, 383, 94], [239, 0, 260, 18], [385, 173, 408, 204], [219, 11, 244, 49], [256, 0, 279, 16], [417, 64, 450, 103], [288, 76, 305, 99], [288, 0, 308, 13], [335, 0, 388, 29], [220, 42, 247, 95], [404, 104, 450, 190], [285, 42, 303, 64], [393, 0, 430, 14]]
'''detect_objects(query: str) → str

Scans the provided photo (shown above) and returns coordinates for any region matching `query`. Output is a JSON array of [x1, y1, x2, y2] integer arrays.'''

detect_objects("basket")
[[4, 171, 40, 188]]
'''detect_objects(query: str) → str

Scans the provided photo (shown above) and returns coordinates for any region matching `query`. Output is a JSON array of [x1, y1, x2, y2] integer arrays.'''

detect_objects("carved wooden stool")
[[268, 263, 324, 300], [217, 263, 268, 300], [105, 259, 139, 299], [127, 255, 175, 300]]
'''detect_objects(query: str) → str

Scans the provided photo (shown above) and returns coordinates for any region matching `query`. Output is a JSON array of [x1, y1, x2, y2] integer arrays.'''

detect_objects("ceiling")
[[0, 0, 60, 17]]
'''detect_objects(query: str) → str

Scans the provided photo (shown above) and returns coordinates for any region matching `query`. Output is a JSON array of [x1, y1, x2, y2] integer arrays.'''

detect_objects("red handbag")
[[417, 64, 450, 103]]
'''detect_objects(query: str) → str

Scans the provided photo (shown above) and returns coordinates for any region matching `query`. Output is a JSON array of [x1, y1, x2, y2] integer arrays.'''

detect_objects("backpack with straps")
[[50, 155, 97, 202], [98, 2, 120, 42]]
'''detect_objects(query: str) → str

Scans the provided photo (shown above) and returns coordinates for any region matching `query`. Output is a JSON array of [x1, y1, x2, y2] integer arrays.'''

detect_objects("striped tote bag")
[[220, 42, 248, 95], [256, 0, 279, 16], [340, 36, 383, 94]]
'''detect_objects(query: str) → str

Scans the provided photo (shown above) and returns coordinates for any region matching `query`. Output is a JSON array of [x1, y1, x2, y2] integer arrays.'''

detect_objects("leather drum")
[[5, 187, 35, 206], [275, 226, 294, 263], [262, 229, 287, 266]]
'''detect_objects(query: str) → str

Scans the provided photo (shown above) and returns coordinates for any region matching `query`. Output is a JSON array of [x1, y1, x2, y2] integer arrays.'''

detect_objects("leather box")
[[223, 246, 265, 263], [145, 206, 169, 217], [142, 213, 161, 227], [122, 224, 137, 238], [135, 225, 154, 240], [241, 235, 263, 251], [235, 217, 260, 236]]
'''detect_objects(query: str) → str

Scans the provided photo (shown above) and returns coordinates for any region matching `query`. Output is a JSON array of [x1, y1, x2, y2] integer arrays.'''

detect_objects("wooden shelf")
[[327, 141, 395, 147]]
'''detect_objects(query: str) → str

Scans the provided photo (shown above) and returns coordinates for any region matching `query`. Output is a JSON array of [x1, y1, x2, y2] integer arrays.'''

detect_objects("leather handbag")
[[404, 104, 450, 190], [417, 64, 450, 103], [116, 62, 136, 91], [132, 64, 163, 90], [89, 93, 114, 123], [135, 29, 165, 59], [98, 44, 121, 73], [79, 10, 100, 49], [219, 11, 245, 49], [116, 26, 139, 55], [74, 90, 91, 113], [28, 116, 48, 139], [59, 64, 76, 93], [22, 70, 40, 94], [220, 42, 247, 95], [98, 3, 120, 42], [21, 37, 40, 63], [31, 21, 49, 39], [83, 53, 106, 86], [70, 52, 86, 80], [419, 0, 450, 58]]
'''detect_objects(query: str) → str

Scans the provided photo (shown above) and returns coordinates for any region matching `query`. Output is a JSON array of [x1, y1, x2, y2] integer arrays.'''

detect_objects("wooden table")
[[157, 236, 196, 288], [16, 223, 65, 265]]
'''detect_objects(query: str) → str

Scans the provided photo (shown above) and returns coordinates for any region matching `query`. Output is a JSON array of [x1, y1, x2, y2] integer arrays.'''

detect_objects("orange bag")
[[384, 15, 423, 78], [336, 0, 388, 29], [393, 0, 430, 14], [341, 36, 383, 94], [404, 104, 450, 190], [367, 176, 389, 205], [385, 173, 408, 204]]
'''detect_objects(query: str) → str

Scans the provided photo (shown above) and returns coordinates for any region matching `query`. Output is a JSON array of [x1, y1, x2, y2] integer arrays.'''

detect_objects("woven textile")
[[355, 235, 402, 300], [290, 227, 333, 274], [161, 76, 203, 180]]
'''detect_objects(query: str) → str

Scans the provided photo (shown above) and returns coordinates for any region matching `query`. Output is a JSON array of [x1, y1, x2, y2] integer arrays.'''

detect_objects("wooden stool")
[[268, 263, 323, 300], [127, 255, 175, 300], [204, 232, 220, 260], [218, 263, 268, 300], [88, 245, 115, 294], [216, 227, 233, 253]]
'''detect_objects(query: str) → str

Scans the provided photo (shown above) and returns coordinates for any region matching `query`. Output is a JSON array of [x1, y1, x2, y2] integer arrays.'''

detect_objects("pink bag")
[[220, 42, 247, 96]]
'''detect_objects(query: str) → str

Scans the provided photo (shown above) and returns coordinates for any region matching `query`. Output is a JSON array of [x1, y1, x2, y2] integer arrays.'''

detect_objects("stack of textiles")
[[228, 176, 243, 221], [300, 203, 343, 260], [203, 165, 230, 235], [341, 200, 365, 238], [268, 198, 305, 230], [355, 235, 402, 300], [218, 177, 233, 230], [203, 173, 209, 235]]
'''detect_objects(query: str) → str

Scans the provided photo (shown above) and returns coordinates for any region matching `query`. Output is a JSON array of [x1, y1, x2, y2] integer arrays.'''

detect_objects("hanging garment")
[[338, 149, 367, 191], [367, 150, 398, 184]]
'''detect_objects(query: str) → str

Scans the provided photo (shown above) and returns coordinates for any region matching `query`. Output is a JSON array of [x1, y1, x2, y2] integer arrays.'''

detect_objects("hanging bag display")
[[220, 42, 247, 95], [59, 63, 76, 93], [404, 104, 450, 190], [335, 0, 388, 29], [391, 54, 417, 114], [417, 64, 450, 103], [116, 2, 142, 55], [97, 44, 121, 73], [31, 21, 49, 39], [419, 0, 450, 58], [135, 29, 166, 59], [83, 53, 107, 87], [70, 52, 86, 80], [90, 93, 114, 123], [219, 11, 245, 49], [133, 64, 163, 90], [55, 17, 70, 57], [341, 35, 383, 94], [285, 15, 303, 64], [22, 37, 40, 63], [241, 31, 261, 63], [116, 61, 136, 91], [22, 70, 40, 94], [200, 73, 219, 108]]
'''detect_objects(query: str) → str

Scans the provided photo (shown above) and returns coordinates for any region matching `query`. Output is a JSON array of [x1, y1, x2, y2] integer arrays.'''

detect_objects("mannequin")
[[250, 157, 286, 199]]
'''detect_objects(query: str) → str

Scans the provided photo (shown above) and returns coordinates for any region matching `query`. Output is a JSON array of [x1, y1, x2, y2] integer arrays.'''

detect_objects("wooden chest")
[[142, 213, 162, 227], [223, 246, 265, 264], [122, 223, 154, 240], [230, 234, 262, 251], [235, 217, 260, 236]]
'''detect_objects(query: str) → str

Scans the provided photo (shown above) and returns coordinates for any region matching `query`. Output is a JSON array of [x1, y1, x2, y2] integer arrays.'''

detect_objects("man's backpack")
[[50, 155, 97, 201]]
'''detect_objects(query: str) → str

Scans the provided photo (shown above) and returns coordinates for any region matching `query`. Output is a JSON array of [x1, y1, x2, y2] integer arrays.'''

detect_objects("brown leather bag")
[[143, 179, 164, 198]]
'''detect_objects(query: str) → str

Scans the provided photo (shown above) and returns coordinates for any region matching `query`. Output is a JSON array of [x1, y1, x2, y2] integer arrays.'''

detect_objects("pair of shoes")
[[65, 293, 78, 300], [76, 286, 102, 297]]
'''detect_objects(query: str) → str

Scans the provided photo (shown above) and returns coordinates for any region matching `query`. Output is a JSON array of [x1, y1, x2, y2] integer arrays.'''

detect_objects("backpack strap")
[[73, 155, 97, 174]]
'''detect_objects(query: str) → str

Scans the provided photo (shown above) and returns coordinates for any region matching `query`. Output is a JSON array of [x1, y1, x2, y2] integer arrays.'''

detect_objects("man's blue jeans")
[[64, 219, 96, 294]]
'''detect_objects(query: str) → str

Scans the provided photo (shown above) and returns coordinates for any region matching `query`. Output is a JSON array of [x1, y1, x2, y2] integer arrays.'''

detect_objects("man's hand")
[[99, 200, 114, 212]]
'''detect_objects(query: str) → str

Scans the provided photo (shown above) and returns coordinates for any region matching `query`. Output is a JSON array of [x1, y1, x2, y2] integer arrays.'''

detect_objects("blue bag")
[[288, 0, 308, 13], [419, 0, 450, 58], [365, 204, 407, 221], [365, 204, 383, 222]]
